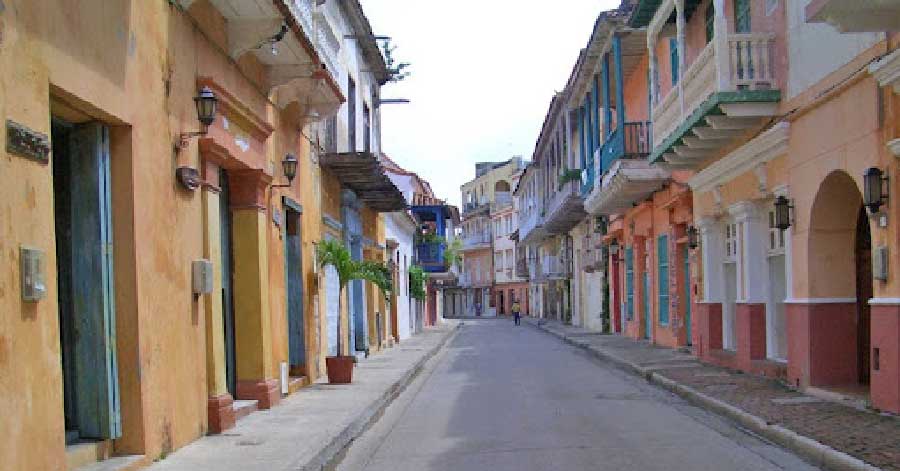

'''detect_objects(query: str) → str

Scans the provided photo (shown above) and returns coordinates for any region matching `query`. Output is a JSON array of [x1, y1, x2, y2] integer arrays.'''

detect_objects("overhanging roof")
[[320, 152, 407, 212], [630, 0, 703, 28]]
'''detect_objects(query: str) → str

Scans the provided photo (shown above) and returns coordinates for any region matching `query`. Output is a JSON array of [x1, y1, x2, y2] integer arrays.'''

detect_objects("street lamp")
[[774, 195, 793, 230], [687, 226, 699, 250], [864, 167, 888, 214], [272, 154, 299, 188], [176, 86, 219, 150]]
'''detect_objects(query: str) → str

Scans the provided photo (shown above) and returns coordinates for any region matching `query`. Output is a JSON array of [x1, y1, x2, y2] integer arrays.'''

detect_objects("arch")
[[807, 171, 864, 298], [494, 180, 511, 193]]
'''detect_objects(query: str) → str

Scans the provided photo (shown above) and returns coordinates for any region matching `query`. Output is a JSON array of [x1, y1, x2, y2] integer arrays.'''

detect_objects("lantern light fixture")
[[176, 86, 219, 150], [608, 239, 620, 255], [774, 195, 793, 230], [272, 154, 299, 188], [864, 167, 889, 214], [687, 226, 699, 250]]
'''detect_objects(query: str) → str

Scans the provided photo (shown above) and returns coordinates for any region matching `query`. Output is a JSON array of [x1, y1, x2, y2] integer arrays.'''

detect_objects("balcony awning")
[[543, 187, 587, 235], [649, 90, 781, 170], [584, 160, 670, 216], [806, 0, 900, 32], [320, 152, 407, 212]]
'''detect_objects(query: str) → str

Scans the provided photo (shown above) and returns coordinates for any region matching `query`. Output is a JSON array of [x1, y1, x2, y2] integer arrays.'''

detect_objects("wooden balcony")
[[415, 241, 447, 274], [597, 121, 651, 174], [543, 180, 586, 236], [650, 33, 781, 170]]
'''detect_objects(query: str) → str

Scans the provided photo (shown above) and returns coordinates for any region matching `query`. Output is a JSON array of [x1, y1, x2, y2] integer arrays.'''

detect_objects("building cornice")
[[869, 47, 900, 94], [688, 122, 790, 194]]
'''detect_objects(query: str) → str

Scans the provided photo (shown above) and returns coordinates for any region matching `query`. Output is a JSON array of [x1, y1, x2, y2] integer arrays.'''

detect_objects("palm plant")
[[317, 239, 393, 357]]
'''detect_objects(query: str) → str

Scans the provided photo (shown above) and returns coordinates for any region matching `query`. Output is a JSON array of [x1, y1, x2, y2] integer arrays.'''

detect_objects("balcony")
[[543, 179, 587, 235], [542, 255, 571, 280], [491, 192, 513, 212], [516, 247, 529, 279], [584, 158, 670, 216], [518, 208, 546, 244], [597, 122, 651, 173], [650, 33, 781, 170], [462, 201, 490, 217], [806, 0, 900, 32], [415, 240, 447, 273], [461, 231, 492, 250]]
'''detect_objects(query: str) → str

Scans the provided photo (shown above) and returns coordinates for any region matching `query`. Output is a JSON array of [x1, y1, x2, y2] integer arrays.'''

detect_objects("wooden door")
[[856, 207, 872, 384], [285, 201, 305, 372], [64, 122, 121, 439], [220, 169, 237, 396]]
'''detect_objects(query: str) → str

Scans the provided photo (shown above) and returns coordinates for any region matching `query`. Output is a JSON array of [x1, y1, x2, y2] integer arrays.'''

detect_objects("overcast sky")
[[362, 0, 619, 207]]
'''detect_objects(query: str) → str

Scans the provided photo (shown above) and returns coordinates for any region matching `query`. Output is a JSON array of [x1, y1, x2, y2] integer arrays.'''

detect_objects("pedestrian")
[[512, 299, 521, 326]]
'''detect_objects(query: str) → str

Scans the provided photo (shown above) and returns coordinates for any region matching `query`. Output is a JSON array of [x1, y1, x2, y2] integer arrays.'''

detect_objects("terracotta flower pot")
[[326, 356, 354, 384]]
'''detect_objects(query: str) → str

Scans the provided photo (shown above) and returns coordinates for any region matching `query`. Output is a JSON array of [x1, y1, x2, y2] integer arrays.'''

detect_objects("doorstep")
[[68, 440, 143, 471], [232, 400, 258, 421]]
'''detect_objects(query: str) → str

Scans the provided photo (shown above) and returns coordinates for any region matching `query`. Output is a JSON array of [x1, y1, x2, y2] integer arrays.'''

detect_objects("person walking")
[[512, 299, 521, 326]]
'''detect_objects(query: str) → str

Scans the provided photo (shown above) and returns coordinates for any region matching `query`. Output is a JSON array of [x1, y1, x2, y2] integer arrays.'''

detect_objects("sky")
[[362, 0, 620, 207]]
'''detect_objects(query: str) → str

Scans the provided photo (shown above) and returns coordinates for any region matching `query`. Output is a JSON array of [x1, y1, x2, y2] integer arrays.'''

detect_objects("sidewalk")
[[148, 323, 458, 471], [525, 317, 900, 471]]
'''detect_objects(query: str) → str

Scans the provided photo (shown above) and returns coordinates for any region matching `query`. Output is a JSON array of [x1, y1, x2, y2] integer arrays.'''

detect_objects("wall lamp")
[[864, 167, 889, 214], [271, 154, 299, 188], [687, 226, 699, 250], [176, 86, 218, 150], [608, 239, 620, 256], [774, 195, 793, 230]]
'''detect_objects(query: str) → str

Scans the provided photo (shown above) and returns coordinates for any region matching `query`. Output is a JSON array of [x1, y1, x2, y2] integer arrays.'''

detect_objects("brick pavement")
[[527, 318, 900, 471]]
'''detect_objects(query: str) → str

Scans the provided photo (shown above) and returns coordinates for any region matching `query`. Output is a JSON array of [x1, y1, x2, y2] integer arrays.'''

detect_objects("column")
[[696, 216, 724, 357], [712, 0, 731, 91], [675, 0, 687, 118], [613, 35, 626, 131], [201, 168, 234, 433], [730, 201, 768, 369], [230, 169, 280, 410]]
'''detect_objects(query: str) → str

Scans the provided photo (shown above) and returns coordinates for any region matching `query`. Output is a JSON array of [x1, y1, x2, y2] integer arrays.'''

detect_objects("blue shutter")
[[625, 247, 634, 321], [658, 235, 669, 325]]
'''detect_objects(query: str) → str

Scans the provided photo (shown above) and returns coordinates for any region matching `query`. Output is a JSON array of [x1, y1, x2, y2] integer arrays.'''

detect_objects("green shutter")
[[705, 4, 715, 44], [669, 38, 679, 86], [625, 247, 634, 321], [658, 235, 669, 326], [735, 0, 751, 33]]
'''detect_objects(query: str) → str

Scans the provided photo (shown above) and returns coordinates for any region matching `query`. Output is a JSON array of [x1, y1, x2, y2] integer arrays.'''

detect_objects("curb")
[[296, 323, 461, 471], [525, 320, 880, 471]]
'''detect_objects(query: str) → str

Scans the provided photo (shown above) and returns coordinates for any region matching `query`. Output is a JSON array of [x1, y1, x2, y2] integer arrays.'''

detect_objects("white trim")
[[688, 122, 790, 194], [784, 297, 856, 304], [888, 138, 900, 158], [869, 48, 900, 94], [868, 298, 900, 305]]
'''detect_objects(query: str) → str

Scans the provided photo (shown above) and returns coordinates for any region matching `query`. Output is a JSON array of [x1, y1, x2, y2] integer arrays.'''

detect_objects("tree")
[[317, 239, 393, 357]]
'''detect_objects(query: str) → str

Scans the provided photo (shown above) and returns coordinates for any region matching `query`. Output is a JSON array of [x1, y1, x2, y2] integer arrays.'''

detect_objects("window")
[[506, 249, 514, 270], [658, 235, 669, 325], [735, 0, 751, 33], [347, 76, 357, 151], [625, 247, 634, 321], [768, 210, 786, 255], [669, 37, 679, 85], [495, 251, 503, 272], [363, 103, 371, 152], [724, 222, 738, 262], [766, 0, 778, 16], [705, 3, 715, 44], [323, 116, 337, 153]]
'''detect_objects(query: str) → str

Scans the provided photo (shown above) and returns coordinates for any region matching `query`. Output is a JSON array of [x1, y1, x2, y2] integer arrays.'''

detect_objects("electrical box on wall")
[[20, 246, 47, 302], [873, 245, 889, 281], [192, 259, 214, 295]]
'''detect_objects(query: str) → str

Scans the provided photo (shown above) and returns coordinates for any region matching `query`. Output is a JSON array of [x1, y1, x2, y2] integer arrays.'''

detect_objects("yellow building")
[[0, 0, 402, 469]]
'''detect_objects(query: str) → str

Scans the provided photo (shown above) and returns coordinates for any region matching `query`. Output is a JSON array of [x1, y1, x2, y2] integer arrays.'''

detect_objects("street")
[[334, 320, 818, 471]]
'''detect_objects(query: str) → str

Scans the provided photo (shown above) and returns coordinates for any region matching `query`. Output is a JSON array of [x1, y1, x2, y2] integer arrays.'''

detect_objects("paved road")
[[334, 320, 818, 471]]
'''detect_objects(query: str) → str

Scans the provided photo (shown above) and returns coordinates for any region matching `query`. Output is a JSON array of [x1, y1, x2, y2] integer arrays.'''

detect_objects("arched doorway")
[[803, 171, 870, 391], [495, 180, 511, 193]]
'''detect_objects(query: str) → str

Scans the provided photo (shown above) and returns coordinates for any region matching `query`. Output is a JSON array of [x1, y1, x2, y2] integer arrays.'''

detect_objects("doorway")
[[52, 120, 121, 441], [642, 272, 650, 340], [855, 207, 872, 384], [284, 200, 305, 376], [219, 169, 237, 396], [498, 291, 505, 315], [682, 244, 692, 345]]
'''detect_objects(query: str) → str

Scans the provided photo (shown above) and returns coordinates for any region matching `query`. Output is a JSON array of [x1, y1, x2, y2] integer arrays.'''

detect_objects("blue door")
[[220, 169, 237, 396], [284, 199, 305, 370], [54, 121, 121, 440], [643, 272, 650, 340]]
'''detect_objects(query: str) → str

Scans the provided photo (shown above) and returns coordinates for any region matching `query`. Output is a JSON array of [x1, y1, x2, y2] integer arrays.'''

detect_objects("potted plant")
[[316, 240, 394, 384]]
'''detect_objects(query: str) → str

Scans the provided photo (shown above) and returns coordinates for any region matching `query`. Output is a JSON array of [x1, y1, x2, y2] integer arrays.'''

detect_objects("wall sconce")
[[774, 195, 793, 230], [608, 239, 620, 256], [594, 216, 606, 234], [271, 154, 299, 188], [687, 226, 699, 250], [864, 167, 889, 214], [176, 87, 219, 150]]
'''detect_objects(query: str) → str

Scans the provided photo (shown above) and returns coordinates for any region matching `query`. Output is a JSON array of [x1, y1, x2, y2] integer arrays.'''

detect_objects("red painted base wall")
[[871, 303, 900, 414], [785, 302, 858, 389]]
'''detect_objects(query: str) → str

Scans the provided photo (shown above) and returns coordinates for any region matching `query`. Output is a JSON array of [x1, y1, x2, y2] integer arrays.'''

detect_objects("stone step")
[[233, 400, 259, 421], [288, 376, 309, 394]]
